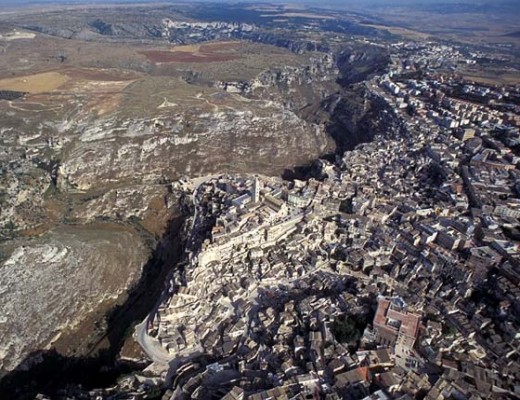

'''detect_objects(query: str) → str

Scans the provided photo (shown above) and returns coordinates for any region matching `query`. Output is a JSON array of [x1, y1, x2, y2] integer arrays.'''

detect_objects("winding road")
[[134, 174, 219, 364]]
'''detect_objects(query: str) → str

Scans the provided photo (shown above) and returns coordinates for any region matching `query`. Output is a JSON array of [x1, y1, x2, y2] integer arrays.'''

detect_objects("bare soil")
[[141, 50, 241, 63], [0, 71, 69, 93]]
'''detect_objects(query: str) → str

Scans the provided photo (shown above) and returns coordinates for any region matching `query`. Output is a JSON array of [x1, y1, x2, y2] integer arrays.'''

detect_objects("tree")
[[333, 316, 361, 343]]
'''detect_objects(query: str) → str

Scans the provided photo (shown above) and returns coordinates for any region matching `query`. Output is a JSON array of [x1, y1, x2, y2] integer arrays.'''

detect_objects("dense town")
[[106, 40, 520, 400], [13, 18, 518, 400]]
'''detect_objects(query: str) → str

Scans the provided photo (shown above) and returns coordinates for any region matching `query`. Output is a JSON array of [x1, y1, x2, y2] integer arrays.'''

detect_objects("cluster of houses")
[[132, 37, 520, 400]]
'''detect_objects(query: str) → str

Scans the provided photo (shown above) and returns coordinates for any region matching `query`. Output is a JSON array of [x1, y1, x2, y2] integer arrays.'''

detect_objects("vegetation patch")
[[333, 315, 367, 344]]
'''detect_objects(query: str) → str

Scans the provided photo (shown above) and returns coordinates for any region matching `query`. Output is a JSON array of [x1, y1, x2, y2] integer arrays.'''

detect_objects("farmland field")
[[141, 41, 244, 63], [0, 71, 69, 93]]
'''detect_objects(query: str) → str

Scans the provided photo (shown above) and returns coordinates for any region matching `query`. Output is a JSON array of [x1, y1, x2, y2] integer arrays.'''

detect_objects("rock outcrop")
[[0, 224, 149, 372]]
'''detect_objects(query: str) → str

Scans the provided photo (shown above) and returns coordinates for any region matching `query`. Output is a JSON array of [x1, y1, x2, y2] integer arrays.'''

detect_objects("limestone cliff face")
[[335, 45, 390, 85], [212, 43, 393, 154], [244, 32, 331, 53], [0, 225, 149, 372], [0, 4, 394, 377], [216, 53, 337, 91], [57, 100, 332, 193], [0, 65, 334, 372]]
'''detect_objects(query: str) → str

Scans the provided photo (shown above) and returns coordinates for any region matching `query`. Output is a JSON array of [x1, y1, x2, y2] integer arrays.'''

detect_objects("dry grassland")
[[361, 24, 431, 40], [461, 72, 520, 86], [262, 12, 337, 20], [141, 41, 243, 63], [0, 71, 70, 93]]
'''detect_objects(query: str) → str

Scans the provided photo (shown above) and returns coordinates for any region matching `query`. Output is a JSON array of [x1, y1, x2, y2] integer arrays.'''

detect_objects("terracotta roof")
[[374, 297, 421, 341], [335, 366, 372, 388], [377, 371, 398, 388], [374, 298, 391, 328]]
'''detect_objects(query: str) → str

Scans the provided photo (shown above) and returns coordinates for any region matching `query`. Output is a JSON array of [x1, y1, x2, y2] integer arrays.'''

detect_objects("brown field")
[[1, 66, 139, 117], [168, 44, 202, 53], [361, 24, 431, 40], [63, 67, 141, 82], [461, 71, 520, 86], [0, 71, 69, 93], [141, 41, 244, 64], [366, 9, 520, 46], [261, 12, 337, 20], [141, 50, 240, 63], [199, 41, 242, 52]]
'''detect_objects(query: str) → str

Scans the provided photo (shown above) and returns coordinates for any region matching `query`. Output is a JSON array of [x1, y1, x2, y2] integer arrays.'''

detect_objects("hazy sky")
[[2, 0, 519, 11], [2, 0, 516, 3]]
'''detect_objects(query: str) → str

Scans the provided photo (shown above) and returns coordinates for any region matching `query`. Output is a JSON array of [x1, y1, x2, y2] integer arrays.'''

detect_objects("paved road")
[[134, 319, 172, 364], [134, 174, 219, 364]]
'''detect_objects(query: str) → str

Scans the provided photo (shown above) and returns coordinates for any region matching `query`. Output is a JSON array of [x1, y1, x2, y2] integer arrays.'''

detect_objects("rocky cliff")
[[0, 4, 394, 386]]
